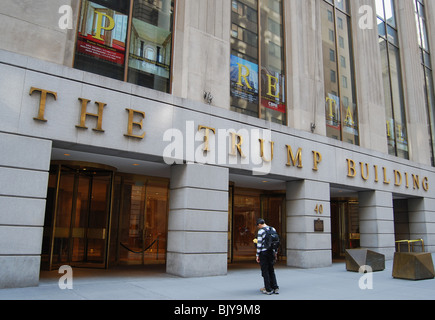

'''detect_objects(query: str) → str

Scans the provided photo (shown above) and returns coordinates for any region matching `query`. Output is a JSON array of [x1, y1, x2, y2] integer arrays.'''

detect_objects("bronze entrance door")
[[113, 176, 168, 266], [42, 163, 115, 270], [229, 189, 285, 262], [330, 200, 360, 259]]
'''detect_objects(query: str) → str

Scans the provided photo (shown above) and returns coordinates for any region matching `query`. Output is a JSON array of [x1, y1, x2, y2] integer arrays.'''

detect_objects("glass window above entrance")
[[230, 0, 287, 125], [74, 0, 174, 93]]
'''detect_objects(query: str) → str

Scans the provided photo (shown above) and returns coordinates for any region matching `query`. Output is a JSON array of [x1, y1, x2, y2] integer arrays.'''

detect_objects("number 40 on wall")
[[314, 204, 324, 215]]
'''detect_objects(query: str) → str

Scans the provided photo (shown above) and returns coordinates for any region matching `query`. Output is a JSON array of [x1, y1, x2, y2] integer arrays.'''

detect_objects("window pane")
[[74, 0, 129, 80], [335, 0, 350, 14], [127, 0, 173, 93], [388, 44, 409, 158], [337, 12, 358, 145], [230, 0, 260, 118], [376, 0, 385, 18], [387, 25, 398, 46], [260, 0, 286, 124], [322, 1, 341, 141], [230, 0, 287, 125], [384, 0, 396, 27], [321, 1, 358, 145], [379, 39, 395, 155], [377, 18, 386, 39], [425, 70, 435, 165]]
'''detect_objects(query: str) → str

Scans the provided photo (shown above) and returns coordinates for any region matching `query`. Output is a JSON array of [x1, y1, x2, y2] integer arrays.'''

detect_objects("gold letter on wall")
[[124, 108, 146, 139], [76, 98, 106, 132], [286, 145, 303, 168], [198, 125, 216, 152], [29, 87, 58, 122]]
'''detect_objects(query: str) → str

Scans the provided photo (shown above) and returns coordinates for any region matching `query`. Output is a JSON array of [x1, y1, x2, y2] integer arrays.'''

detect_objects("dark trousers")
[[259, 251, 278, 292]]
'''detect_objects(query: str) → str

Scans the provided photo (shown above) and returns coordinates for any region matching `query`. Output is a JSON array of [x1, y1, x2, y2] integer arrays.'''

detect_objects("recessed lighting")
[[64, 153, 71, 156], [133, 163, 140, 166]]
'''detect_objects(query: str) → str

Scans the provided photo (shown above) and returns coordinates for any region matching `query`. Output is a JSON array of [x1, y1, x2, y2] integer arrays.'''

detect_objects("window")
[[74, 0, 174, 93], [230, 0, 287, 125], [321, 0, 359, 145], [414, 0, 435, 166], [377, 0, 409, 159]]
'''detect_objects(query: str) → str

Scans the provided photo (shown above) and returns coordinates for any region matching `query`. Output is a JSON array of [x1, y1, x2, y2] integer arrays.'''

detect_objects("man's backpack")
[[263, 227, 280, 251]]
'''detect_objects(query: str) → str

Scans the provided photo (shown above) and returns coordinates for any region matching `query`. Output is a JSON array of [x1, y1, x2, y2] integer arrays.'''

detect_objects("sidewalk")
[[0, 255, 434, 301]]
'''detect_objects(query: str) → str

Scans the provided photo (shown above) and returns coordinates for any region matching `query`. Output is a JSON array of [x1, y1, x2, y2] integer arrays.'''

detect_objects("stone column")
[[0, 133, 51, 288], [286, 180, 331, 268], [166, 163, 229, 277], [358, 190, 395, 259], [408, 198, 435, 253], [171, 0, 231, 109]]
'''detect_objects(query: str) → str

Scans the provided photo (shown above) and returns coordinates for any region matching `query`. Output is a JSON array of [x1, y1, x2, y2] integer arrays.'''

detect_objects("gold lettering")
[[394, 170, 402, 186], [259, 139, 274, 162], [345, 107, 354, 126], [422, 177, 429, 191], [312, 151, 322, 171], [93, 11, 115, 41], [286, 146, 303, 168], [346, 159, 356, 178], [236, 63, 252, 89], [76, 98, 106, 132], [325, 97, 336, 119], [360, 162, 369, 181], [405, 172, 409, 188], [373, 165, 379, 182], [266, 74, 279, 98], [386, 121, 392, 138], [29, 87, 58, 122], [124, 108, 146, 139], [229, 132, 246, 158], [412, 174, 420, 190], [383, 167, 391, 185], [198, 125, 216, 152]]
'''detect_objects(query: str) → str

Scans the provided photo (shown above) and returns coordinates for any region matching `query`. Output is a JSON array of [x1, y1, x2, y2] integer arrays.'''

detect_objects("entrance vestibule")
[[228, 187, 286, 263], [41, 161, 169, 271]]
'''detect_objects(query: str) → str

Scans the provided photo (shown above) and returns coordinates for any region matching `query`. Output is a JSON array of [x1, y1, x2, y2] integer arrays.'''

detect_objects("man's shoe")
[[260, 288, 273, 295], [273, 288, 279, 294]]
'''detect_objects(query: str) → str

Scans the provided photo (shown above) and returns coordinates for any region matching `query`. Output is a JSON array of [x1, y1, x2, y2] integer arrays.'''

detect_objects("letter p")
[[93, 11, 115, 41]]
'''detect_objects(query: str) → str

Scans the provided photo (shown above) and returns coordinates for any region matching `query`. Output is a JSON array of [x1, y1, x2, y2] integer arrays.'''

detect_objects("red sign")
[[261, 98, 286, 114], [76, 33, 125, 66]]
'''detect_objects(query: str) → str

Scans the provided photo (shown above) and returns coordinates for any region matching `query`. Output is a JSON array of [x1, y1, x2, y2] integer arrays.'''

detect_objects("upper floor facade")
[[1, 0, 434, 167]]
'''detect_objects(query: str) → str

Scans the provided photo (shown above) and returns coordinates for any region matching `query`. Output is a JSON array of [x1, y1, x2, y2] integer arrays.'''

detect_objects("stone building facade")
[[0, 0, 434, 288]]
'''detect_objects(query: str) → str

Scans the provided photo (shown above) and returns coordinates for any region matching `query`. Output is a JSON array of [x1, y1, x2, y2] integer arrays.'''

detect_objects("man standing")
[[256, 218, 279, 295]]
